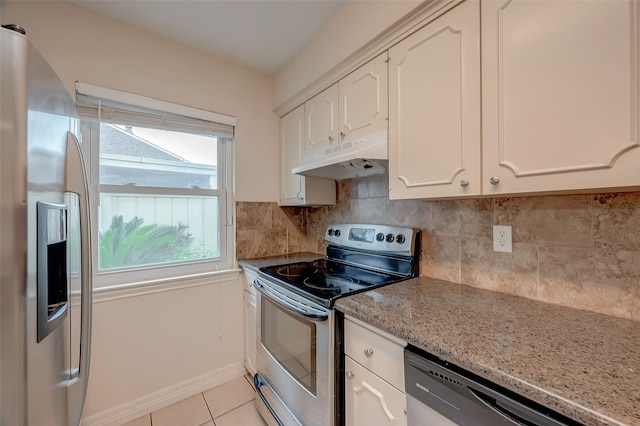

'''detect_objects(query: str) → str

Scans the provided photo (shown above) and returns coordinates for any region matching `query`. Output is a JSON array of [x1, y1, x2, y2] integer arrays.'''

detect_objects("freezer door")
[[1, 26, 87, 426]]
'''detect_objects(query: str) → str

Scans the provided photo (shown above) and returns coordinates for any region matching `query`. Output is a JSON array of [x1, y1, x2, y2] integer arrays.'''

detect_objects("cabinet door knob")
[[489, 176, 500, 185], [459, 180, 469, 188], [346, 370, 355, 379], [340, 131, 346, 138], [328, 135, 334, 142], [364, 348, 374, 357]]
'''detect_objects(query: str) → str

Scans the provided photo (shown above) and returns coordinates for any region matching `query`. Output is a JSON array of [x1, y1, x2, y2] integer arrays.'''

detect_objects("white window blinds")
[[75, 82, 235, 138]]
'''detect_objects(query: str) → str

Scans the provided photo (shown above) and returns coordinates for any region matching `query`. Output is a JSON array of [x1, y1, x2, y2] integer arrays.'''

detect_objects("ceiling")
[[68, 0, 347, 74]]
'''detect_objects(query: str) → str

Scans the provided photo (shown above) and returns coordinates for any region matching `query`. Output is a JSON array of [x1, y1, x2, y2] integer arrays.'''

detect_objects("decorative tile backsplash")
[[236, 174, 640, 321]]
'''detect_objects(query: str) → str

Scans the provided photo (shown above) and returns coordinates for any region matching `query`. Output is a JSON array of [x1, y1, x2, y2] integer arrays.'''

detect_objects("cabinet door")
[[482, 0, 640, 195], [345, 356, 407, 426], [279, 105, 336, 206], [243, 289, 257, 376], [280, 105, 305, 205], [339, 52, 388, 143], [304, 84, 339, 163], [389, 0, 481, 200]]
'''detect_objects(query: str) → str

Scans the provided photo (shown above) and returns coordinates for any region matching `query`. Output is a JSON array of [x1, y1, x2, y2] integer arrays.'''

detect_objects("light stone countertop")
[[238, 254, 639, 425], [335, 277, 640, 426]]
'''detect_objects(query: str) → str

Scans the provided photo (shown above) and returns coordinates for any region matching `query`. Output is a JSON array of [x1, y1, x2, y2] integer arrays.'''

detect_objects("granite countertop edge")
[[335, 277, 640, 426]]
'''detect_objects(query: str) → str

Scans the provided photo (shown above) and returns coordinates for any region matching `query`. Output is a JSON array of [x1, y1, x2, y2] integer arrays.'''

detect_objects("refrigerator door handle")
[[64, 131, 93, 426]]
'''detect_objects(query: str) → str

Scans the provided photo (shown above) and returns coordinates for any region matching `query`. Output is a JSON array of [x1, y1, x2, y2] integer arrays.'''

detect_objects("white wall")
[[273, 0, 421, 111], [84, 276, 243, 425], [2, 1, 267, 423], [2, 0, 279, 203]]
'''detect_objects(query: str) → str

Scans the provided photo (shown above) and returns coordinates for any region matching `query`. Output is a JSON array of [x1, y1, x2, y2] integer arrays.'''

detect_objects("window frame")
[[76, 88, 236, 289]]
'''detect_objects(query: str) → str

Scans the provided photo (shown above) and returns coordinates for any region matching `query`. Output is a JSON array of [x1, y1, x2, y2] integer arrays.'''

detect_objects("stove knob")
[[334, 229, 341, 237], [328, 228, 334, 236], [376, 232, 385, 242], [385, 233, 395, 243], [396, 234, 406, 244]]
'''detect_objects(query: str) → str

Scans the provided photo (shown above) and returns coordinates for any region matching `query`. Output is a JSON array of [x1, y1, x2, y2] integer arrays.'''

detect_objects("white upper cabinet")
[[280, 105, 336, 206], [339, 52, 389, 145], [303, 53, 388, 164], [389, 0, 481, 199], [481, 0, 640, 195], [281, 105, 306, 205], [388, 0, 639, 199], [304, 84, 339, 163]]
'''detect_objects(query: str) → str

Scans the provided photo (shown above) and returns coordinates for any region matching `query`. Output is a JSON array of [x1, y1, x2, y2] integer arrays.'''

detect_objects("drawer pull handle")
[[346, 371, 355, 379], [364, 348, 374, 357]]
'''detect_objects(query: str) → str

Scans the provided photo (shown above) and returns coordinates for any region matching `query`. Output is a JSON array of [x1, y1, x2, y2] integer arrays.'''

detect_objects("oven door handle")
[[254, 279, 329, 322]]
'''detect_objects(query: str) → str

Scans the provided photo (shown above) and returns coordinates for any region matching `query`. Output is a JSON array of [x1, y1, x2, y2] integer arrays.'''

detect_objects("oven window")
[[261, 297, 317, 395]]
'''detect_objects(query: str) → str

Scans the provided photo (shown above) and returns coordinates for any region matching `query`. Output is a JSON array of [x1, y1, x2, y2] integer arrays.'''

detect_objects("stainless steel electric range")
[[253, 223, 420, 426]]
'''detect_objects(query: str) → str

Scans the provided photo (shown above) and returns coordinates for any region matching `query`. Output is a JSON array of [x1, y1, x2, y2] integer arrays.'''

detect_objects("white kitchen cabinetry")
[[389, 0, 481, 199], [304, 84, 339, 163], [242, 269, 258, 376], [390, 0, 640, 200], [482, 0, 640, 195], [304, 53, 389, 164], [344, 316, 407, 426], [338, 52, 389, 148], [279, 105, 335, 206]]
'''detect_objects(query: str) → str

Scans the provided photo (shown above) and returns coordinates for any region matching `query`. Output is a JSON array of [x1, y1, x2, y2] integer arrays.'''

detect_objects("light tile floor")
[[122, 375, 266, 426]]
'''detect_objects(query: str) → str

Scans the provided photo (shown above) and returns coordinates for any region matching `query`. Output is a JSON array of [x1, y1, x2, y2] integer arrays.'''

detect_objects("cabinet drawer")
[[344, 317, 406, 391], [242, 269, 258, 296]]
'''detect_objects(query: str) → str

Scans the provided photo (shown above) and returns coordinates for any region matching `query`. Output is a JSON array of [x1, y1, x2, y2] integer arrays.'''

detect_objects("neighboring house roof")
[[100, 123, 187, 162], [99, 123, 215, 189]]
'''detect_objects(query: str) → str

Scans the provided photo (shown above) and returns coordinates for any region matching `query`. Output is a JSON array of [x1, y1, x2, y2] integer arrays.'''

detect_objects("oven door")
[[254, 277, 334, 426]]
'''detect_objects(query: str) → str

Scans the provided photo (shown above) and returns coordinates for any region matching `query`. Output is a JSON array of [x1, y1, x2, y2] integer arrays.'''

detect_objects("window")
[[76, 83, 236, 287]]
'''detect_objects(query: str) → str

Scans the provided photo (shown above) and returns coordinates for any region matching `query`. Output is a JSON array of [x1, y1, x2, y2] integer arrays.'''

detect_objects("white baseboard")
[[80, 362, 246, 426]]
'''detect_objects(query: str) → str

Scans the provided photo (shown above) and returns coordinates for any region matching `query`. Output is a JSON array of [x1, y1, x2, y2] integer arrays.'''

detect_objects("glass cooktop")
[[259, 259, 406, 307]]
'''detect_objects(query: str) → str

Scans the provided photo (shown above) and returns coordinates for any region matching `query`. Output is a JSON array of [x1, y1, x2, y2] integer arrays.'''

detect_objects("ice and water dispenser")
[[36, 201, 68, 342]]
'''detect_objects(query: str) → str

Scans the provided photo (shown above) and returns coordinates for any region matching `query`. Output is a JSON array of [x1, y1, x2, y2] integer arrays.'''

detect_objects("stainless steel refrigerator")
[[0, 25, 93, 425]]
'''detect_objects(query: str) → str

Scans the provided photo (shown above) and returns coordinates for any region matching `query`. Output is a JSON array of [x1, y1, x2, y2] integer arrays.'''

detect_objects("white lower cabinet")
[[242, 269, 258, 376], [345, 357, 407, 426], [344, 316, 407, 426]]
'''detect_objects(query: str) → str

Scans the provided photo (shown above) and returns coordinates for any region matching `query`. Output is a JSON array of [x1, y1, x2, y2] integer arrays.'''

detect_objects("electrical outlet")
[[493, 225, 512, 253]]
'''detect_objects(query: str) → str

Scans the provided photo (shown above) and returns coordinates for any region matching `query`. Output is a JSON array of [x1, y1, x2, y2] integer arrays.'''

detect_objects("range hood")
[[292, 129, 388, 180]]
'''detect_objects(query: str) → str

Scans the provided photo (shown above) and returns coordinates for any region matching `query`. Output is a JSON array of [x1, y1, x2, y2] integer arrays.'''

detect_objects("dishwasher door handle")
[[468, 386, 571, 426]]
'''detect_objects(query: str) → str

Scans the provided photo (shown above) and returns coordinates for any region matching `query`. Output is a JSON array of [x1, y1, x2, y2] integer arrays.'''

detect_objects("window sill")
[[92, 268, 242, 303]]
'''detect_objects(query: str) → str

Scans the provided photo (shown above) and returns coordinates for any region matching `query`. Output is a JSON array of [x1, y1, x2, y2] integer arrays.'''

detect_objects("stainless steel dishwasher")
[[404, 345, 583, 425]]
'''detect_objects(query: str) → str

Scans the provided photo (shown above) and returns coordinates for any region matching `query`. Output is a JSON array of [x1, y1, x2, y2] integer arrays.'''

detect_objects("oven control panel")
[[325, 223, 418, 255]]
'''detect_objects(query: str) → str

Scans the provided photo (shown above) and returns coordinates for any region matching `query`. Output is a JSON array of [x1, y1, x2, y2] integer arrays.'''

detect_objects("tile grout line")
[[201, 391, 216, 424]]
